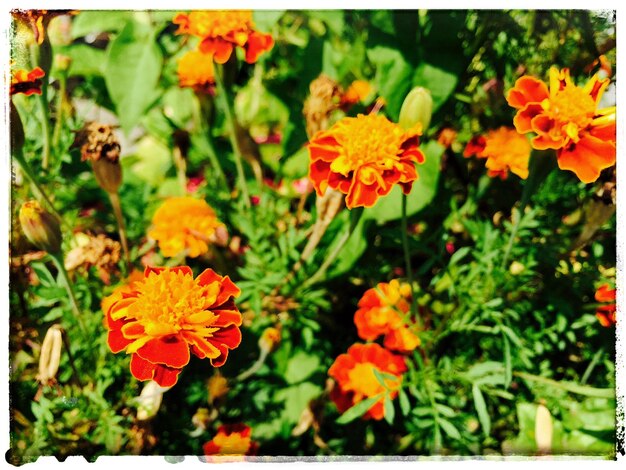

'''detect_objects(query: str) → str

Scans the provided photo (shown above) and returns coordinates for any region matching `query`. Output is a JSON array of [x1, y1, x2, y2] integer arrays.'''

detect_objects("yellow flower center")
[[346, 363, 400, 398], [183, 11, 253, 40], [546, 86, 595, 129], [130, 270, 219, 337], [330, 115, 407, 176], [212, 433, 251, 455]]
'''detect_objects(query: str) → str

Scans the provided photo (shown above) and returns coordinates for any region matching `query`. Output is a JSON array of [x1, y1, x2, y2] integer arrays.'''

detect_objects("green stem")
[[108, 191, 131, 274], [514, 371, 613, 398], [49, 253, 87, 335], [213, 65, 250, 208], [196, 94, 229, 191], [401, 193, 419, 320], [300, 208, 363, 289], [414, 351, 441, 453], [13, 147, 62, 221], [236, 348, 269, 381], [30, 45, 52, 170], [51, 70, 67, 153], [580, 347, 605, 385]]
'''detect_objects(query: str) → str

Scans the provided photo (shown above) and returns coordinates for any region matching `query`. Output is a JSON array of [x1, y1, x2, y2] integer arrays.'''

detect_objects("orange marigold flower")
[[595, 284, 616, 327], [308, 114, 425, 209], [354, 280, 420, 353], [148, 197, 224, 258], [104, 266, 242, 387], [177, 49, 215, 93], [463, 127, 531, 180], [203, 424, 259, 457], [328, 343, 407, 421], [10, 67, 45, 96], [100, 269, 145, 315], [506, 67, 615, 183], [173, 11, 273, 64], [341, 80, 371, 107]]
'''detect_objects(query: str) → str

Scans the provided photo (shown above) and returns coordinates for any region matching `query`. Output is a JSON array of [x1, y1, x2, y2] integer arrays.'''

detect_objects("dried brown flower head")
[[65, 233, 121, 284], [303, 74, 343, 138]]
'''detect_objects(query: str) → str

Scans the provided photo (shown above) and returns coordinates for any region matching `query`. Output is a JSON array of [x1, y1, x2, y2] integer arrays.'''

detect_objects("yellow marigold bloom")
[[341, 80, 371, 106], [177, 49, 215, 92], [148, 197, 224, 258], [173, 10, 273, 64], [464, 127, 531, 180], [308, 114, 425, 209]]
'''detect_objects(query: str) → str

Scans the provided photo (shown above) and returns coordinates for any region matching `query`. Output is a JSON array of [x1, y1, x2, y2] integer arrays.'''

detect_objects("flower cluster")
[[328, 343, 407, 420], [507, 67, 615, 183], [103, 266, 242, 387], [308, 113, 425, 209], [464, 126, 531, 180], [354, 280, 420, 352], [148, 197, 225, 258], [203, 423, 258, 458]]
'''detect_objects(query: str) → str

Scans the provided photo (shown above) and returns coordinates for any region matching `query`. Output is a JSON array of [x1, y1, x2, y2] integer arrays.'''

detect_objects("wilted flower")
[[354, 280, 420, 353], [19, 200, 62, 254], [10, 66, 44, 96], [507, 67, 615, 183], [104, 266, 242, 387], [11, 9, 74, 45], [37, 324, 63, 386], [308, 114, 425, 209], [65, 233, 121, 284], [173, 11, 273, 64], [203, 424, 259, 457], [303, 74, 343, 138], [464, 127, 531, 180], [136, 380, 170, 421], [148, 197, 224, 258], [595, 284, 616, 327], [329, 343, 406, 421], [177, 49, 215, 93], [76, 122, 123, 193]]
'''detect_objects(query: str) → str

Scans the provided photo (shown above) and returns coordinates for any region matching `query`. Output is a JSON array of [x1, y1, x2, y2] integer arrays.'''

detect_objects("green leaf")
[[439, 418, 462, 440], [253, 11, 286, 32], [365, 141, 443, 224], [71, 11, 133, 39], [327, 212, 371, 279], [398, 388, 411, 416], [472, 384, 491, 437], [336, 395, 380, 424], [367, 46, 413, 120], [104, 20, 163, 133], [503, 334, 512, 388], [384, 397, 395, 425], [284, 350, 320, 385], [275, 382, 322, 424], [63, 44, 106, 77], [465, 361, 504, 380], [411, 62, 458, 113]]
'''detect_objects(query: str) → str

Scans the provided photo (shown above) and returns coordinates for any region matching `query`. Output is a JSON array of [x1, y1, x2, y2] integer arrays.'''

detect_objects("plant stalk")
[[49, 253, 87, 335], [108, 191, 131, 273]]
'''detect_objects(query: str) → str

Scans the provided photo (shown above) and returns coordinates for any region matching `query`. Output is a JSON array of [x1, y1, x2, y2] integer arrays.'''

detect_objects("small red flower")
[[10, 67, 44, 96], [595, 284, 616, 327], [203, 424, 258, 458]]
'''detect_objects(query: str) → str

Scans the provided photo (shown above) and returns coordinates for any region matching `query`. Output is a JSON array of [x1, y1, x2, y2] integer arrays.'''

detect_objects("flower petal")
[[136, 335, 191, 368]]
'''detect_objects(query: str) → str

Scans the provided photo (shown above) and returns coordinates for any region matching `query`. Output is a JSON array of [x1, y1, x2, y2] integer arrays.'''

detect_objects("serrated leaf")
[[104, 20, 163, 133], [336, 395, 380, 424], [472, 384, 491, 437]]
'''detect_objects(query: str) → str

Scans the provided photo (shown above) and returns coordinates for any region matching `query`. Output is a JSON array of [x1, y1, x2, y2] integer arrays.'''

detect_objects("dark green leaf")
[[336, 395, 380, 424], [439, 418, 462, 440], [398, 388, 411, 416], [384, 397, 395, 425], [472, 384, 491, 437]]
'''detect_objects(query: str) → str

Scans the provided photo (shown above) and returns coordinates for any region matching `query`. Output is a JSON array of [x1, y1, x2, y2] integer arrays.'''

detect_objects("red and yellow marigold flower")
[[341, 80, 371, 107], [464, 126, 531, 180], [328, 343, 407, 421], [10, 66, 44, 96], [173, 11, 273, 64], [506, 67, 615, 183], [354, 280, 420, 353], [148, 197, 224, 258], [177, 49, 215, 93], [104, 266, 242, 387], [203, 424, 259, 457], [595, 284, 616, 327], [308, 114, 425, 209]]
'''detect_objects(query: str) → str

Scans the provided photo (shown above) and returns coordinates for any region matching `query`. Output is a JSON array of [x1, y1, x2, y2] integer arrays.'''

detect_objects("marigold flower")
[[464, 127, 531, 180], [148, 197, 225, 258], [341, 80, 371, 107], [173, 11, 273, 64], [328, 343, 407, 421], [104, 266, 242, 387], [506, 67, 615, 183], [12, 9, 75, 45], [354, 280, 420, 353], [308, 114, 425, 209], [595, 284, 616, 327], [177, 49, 215, 93], [10, 67, 44, 96], [203, 424, 259, 457]]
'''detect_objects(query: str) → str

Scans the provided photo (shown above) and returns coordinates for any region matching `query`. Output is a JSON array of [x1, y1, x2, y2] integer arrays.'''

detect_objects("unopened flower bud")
[[259, 327, 281, 354], [37, 324, 63, 385], [398, 86, 433, 132], [207, 374, 230, 404], [19, 200, 62, 254], [77, 122, 123, 193], [92, 158, 122, 194], [509, 261, 525, 275], [136, 380, 170, 421]]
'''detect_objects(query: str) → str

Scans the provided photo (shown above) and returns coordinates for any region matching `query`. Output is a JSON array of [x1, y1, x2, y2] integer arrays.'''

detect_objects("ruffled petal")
[[557, 134, 616, 183]]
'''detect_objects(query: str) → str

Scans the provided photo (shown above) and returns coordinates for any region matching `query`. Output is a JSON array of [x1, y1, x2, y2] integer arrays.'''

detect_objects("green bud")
[[398, 87, 433, 132], [19, 200, 62, 254]]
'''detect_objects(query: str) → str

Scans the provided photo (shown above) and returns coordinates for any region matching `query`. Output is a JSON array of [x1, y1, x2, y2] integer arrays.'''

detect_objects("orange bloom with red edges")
[[354, 280, 420, 353], [308, 114, 425, 209], [104, 266, 242, 387], [203, 424, 259, 457], [464, 127, 531, 180], [173, 11, 273, 64], [177, 50, 215, 92], [148, 197, 224, 258], [341, 80, 371, 107], [507, 67, 615, 183], [10, 67, 44, 96], [328, 343, 407, 421], [595, 284, 616, 327], [100, 269, 144, 316]]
